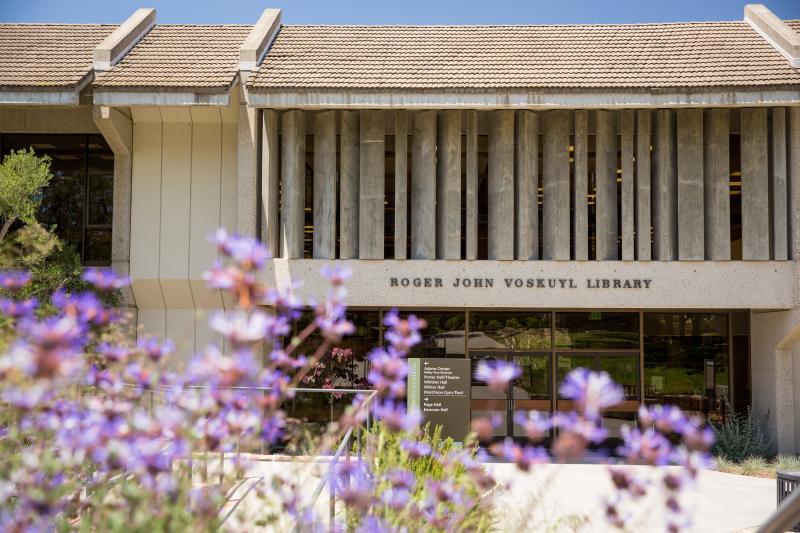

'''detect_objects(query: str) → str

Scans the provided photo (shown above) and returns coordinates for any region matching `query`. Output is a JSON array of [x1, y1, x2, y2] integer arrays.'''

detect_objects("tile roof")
[[249, 22, 800, 92], [0, 24, 115, 89], [94, 25, 251, 92]]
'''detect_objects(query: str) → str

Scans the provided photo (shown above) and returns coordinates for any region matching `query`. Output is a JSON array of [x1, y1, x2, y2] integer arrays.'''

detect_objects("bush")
[[711, 405, 771, 463], [775, 454, 800, 471]]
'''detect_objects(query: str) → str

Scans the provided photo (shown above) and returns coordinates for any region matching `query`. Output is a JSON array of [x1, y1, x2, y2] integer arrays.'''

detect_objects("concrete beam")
[[771, 108, 789, 260], [790, 107, 800, 262], [516, 110, 539, 260], [411, 111, 436, 259], [574, 110, 589, 261], [466, 110, 479, 260], [703, 109, 731, 260], [339, 111, 359, 259], [359, 110, 385, 259], [261, 110, 279, 255], [280, 110, 305, 258], [436, 110, 461, 260], [488, 110, 515, 260], [620, 110, 635, 261], [394, 111, 409, 259], [237, 104, 259, 237], [543, 110, 570, 260], [313, 110, 336, 259], [741, 108, 770, 260], [595, 110, 618, 260], [93, 8, 155, 71], [636, 110, 652, 261], [653, 109, 678, 261], [239, 9, 282, 71], [744, 4, 800, 67], [0, 90, 82, 106], [93, 90, 232, 107], [677, 109, 705, 260]]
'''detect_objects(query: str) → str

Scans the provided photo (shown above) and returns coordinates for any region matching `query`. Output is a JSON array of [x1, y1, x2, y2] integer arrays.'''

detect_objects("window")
[[0, 134, 114, 265]]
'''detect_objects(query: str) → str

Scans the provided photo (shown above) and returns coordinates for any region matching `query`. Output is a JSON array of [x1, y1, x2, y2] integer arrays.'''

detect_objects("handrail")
[[291, 390, 378, 532], [758, 487, 800, 533]]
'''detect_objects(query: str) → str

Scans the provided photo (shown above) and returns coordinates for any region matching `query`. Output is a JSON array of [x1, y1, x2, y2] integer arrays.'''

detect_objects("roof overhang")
[[245, 87, 800, 109], [93, 85, 236, 106], [0, 88, 82, 106]]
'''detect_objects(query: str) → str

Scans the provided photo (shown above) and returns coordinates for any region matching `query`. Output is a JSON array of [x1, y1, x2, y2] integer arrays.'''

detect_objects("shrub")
[[740, 456, 769, 476], [711, 404, 771, 463], [775, 454, 800, 472]]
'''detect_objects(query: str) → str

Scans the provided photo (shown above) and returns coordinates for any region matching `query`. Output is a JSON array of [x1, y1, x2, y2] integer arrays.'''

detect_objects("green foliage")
[[775, 454, 800, 471], [711, 404, 771, 463], [713, 455, 736, 471], [0, 148, 52, 241], [739, 456, 769, 476], [355, 422, 494, 532]]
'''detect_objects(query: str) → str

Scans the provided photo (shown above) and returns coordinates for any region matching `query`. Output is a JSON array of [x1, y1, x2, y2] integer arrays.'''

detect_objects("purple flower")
[[82, 267, 130, 290], [209, 310, 276, 344], [401, 439, 432, 459], [489, 438, 549, 471], [373, 400, 421, 432], [320, 264, 352, 286], [0, 270, 31, 291], [96, 342, 132, 363], [137, 336, 175, 362], [213, 229, 270, 270], [367, 348, 408, 398], [383, 310, 425, 355], [618, 426, 673, 466], [474, 360, 520, 392], [0, 297, 38, 319], [52, 290, 110, 326], [513, 410, 552, 441], [559, 368, 624, 420]]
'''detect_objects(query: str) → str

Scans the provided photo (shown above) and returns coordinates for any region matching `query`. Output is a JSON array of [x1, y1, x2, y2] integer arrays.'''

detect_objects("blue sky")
[[2, 0, 800, 25]]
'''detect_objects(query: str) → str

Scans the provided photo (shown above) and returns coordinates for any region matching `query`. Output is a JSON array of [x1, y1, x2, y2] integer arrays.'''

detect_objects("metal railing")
[[759, 471, 800, 533]]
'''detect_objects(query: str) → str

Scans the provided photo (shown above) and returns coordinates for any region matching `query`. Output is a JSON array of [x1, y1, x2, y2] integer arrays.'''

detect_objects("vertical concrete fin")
[[677, 109, 705, 260], [515, 110, 538, 260], [635, 110, 652, 261], [543, 110, 570, 260], [771, 108, 789, 260], [261, 110, 279, 255], [595, 110, 618, 260], [236, 104, 259, 237], [620, 110, 635, 261], [313, 110, 336, 259], [411, 111, 436, 259], [653, 109, 678, 261], [436, 110, 462, 260], [703, 109, 731, 260], [741, 108, 770, 260], [488, 110, 515, 260], [93, 8, 156, 71], [574, 110, 589, 261], [359, 110, 385, 259], [394, 111, 409, 260], [339, 110, 360, 259], [239, 9, 282, 71], [789, 107, 800, 263], [280, 110, 305, 259], [466, 110, 479, 260]]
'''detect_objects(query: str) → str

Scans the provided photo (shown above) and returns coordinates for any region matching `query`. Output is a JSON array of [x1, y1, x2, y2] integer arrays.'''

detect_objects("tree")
[[0, 148, 52, 242]]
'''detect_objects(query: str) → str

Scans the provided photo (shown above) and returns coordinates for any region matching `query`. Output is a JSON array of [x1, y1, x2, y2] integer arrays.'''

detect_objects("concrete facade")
[[1, 4, 800, 453]]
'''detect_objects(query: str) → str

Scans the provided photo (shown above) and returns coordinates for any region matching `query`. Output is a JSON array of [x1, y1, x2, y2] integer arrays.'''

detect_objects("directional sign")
[[407, 358, 471, 442]]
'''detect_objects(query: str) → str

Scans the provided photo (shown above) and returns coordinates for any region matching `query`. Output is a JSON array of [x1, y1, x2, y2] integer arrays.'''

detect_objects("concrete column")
[[771, 108, 789, 261], [280, 110, 305, 259], [574, 110, 589, 261], [261, 110, 279, 255], [620, 110, 635, 261], [411, 111, 436, 259], [653, 109, 678, 261], [703, 109, 731, 260], [339, 111, 359, 259], [237, 104, 259, 237], [488, 111, 515, 260], [359, 111, 385, 259], [436, 110, 461, 260], [741, 108, 770, 260], [595, 110, 618, 261], [466, 110, 479, 260], [394, 111, 408, 259], [636, 110, 652, 261], [677, 109, 704, 260], [515, 110, 538, 260], [543, 110, 569, 260], [790, 107, 800, 262], [313, 110, 336, 259], [92, 106, 135, 305]]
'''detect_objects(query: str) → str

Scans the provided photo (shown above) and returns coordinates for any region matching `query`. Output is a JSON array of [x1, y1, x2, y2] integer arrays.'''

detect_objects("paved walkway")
[[210, 456, 776, 532]]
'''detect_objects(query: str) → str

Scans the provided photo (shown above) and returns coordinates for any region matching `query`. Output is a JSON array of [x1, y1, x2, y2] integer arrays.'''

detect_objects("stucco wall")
[[129, 104, 238, 361]]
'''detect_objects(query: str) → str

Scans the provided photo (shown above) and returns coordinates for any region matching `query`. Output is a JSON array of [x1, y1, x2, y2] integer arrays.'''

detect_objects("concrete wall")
[[128, 104, 238, 361]]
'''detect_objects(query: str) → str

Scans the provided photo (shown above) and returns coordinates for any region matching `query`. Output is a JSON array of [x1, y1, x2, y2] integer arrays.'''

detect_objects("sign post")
[[407, 358, 471, 443]]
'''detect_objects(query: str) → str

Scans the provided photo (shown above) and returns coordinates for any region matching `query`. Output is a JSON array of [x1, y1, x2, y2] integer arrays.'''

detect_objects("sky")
[[1, 0, 800, 25]]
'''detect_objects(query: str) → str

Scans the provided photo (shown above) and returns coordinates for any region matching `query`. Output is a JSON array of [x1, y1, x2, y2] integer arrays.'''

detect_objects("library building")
[[1, 4, 799, 452]]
